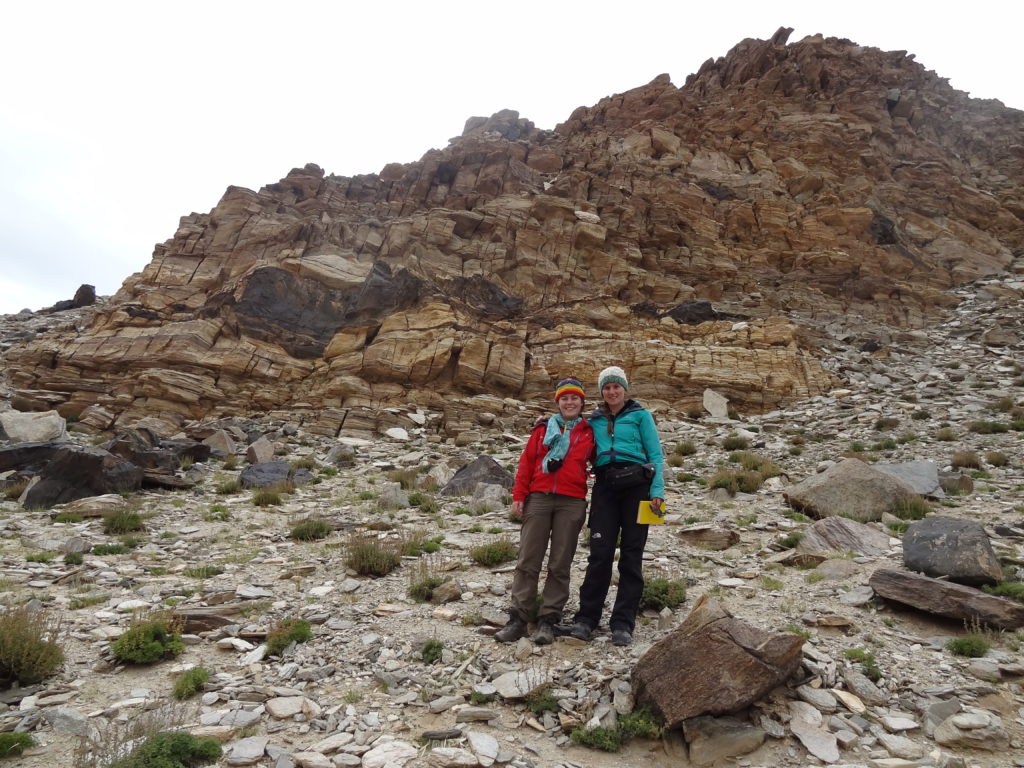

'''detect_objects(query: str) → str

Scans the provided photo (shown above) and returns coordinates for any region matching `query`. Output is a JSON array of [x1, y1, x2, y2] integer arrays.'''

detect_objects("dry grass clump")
[[890, 495, 932, 521], [934, 427, 957, 441], [3, 478, 30, 500], [673, 440, 698, 456], [988, 396, 1015, 412], [950, 451, 982, 469], [729, 451, 781, 478], [986, 451, 1008, 467], [103, 510, 144, 534], [721, 435, 750, 451], [215, 477, 241, 494], [709, 469, 765, 496], [967, 420, 1008, 434], [345, 533, 401, 576], [407, 559, 451, 603], [386, 468, 420, 490], [874, 417, 900, 430], [0, 606, 64, 687]]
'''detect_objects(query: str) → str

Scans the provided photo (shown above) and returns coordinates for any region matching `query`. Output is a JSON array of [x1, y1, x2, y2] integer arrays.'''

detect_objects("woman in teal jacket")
[[571, 366, 664, 647]]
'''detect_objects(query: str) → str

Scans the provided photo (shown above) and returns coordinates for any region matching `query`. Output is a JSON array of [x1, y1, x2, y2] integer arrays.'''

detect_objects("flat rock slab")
[[784, 458, 916, 522], [869, 568, 1024, 629], [874, 459, 943, 498], [798, 515, 891, 557]]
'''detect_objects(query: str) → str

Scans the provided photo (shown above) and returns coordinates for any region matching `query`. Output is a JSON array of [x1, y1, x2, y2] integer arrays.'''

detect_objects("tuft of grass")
[[183, 565, 223, 579], [989, 396, 1015, 412], [111, 615, 184, 665], [345, 534, 401, 577], [946, 635, 990, 658], [778, 531, 803, 549], [761, 576, 784, 591], [421, 638, 443, 664], [673, 440, 698, 456], [874, 417, 900, 431], [203, 504, 231, 522], [265, 618, 312, 657], [934, 427, 957, 441], [26, 551, 58, 563], [0, 606, 64, 685], [2, 479, 30, 500], [290, 518, 331, 541], [843, 647, 881, 681], [222, 455, 239, 471], [173, 666, 211, 700], [0, 733, 35, 758], [639, 578, 687, 611], [469, 538, 517, 567], [785, 623, 811, 640], [986, 451, 1008, 467], [104, 510, 144, 534], [951, 450, 981, 469], [887, 521, 910, 535], [53, 512, 84, 523], [92, 544, 130, 556], [252, 488, 282, 507], [215, 478, 241, 495], [290, 457, 318, 471], [890, 495, 931, 520], [618, 707, 663, 740], [469, 691, 495, 704], [386, 468, 419, 490], [64, 552, 84, 566]]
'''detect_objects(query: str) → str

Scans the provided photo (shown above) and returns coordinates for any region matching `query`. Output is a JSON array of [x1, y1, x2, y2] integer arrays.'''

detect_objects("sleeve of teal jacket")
[[638, 410, 665, 499]]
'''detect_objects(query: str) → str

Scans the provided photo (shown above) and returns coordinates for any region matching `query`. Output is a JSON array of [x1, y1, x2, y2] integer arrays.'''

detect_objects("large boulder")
[[440, 456, 513, 497], [874, 459, 943, 498], [0, 411, 68, 443], [902, 517, 1003, 586], [783, 458, 917, 522], [21, 445, 143, 508], [632, 596, 803, 728], [869, 568, 1024, 630]]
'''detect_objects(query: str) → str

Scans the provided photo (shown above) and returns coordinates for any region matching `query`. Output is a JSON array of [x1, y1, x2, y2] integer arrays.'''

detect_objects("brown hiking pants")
[[510, 492, 587, 623]]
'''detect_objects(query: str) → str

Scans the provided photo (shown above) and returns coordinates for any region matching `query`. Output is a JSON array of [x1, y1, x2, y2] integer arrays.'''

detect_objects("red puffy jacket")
[[511, 418, 594, 502]]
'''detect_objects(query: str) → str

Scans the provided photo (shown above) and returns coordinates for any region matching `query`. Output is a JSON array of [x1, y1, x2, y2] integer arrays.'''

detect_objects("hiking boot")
[[532, 620, 555, 645], [568, 621, 593, 641], [494, 617, 528, 643], [611, 628, 633, 647]]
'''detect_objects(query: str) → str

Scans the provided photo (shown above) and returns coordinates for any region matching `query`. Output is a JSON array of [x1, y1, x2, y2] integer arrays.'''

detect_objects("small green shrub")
[[887, 520, 910, 535], [721, 435, 749, 451], [345, 534, 401, 576], [968, 420, 1008, 434], [784, 623, 811, 640], [570, 725, 622, 752], [290, 518, 331, 541], [617, 707, 663, 740], [290, 457, 318, 471], [910, 409, 930, 420], [469, 538, 517, 566], [934, 427, 957, 441], [946, 635, 990, 658], [265, 618, 312, 656], [761, 576, 784, 591], [106, 731, 220, 768], [640, 578, 687, 611], [469, 691, 495, 704], [92, 544, 130, 556], [104, 510, 144, 534], [708, 471, 739, 496], [872, 438, 897, 451], [421, 638, 444, 664], [173, 665, 211, 699], [874, 417, 900, 431], [0, 733, 34, 758], [64, 552, 84, 566], [525, 685, 559, 715], [982, 582, 1024, 602], [891, 495, 931, 520], [408, 573, 446, 603], [203, 504, 231, 522], [26, 551, 57, 563], [843, 647, 881, 681], [0, 606, 64, 686], [111, 616, 184, 664]]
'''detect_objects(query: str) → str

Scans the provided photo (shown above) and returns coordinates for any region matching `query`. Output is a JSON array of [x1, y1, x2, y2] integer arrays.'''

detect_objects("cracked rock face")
[[6, 30, 1022, 430]]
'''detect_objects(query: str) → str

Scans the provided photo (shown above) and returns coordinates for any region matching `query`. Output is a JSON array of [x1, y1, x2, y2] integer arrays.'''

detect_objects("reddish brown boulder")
[[632, 595, 803, 728]]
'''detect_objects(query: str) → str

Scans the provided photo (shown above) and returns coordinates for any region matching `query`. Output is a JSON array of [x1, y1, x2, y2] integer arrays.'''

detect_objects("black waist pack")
[[602, 462, 655, 491]]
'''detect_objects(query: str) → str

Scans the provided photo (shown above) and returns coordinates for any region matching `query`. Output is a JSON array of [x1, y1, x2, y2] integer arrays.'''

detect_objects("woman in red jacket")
[[495, 377, 595, 645]]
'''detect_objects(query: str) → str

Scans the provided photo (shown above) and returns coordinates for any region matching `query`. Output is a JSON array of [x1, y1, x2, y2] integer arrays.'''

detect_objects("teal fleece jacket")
[[589, 400, 665, 499]]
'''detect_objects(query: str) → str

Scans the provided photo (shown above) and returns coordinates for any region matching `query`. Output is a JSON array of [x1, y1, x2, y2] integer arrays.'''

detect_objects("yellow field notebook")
[[637, 500, 666, 525]]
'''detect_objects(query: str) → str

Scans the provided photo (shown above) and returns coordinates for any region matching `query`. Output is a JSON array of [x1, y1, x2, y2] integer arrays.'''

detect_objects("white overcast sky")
[[1, 1, 1020, 315]]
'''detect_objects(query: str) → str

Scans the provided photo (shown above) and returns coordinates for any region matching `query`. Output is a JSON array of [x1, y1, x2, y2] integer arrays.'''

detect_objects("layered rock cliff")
[[7, 28, 1022, 435]]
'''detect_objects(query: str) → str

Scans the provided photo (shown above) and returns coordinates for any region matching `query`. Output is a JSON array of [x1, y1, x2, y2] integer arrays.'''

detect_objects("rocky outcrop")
[[6, 30, 1022, 432]]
